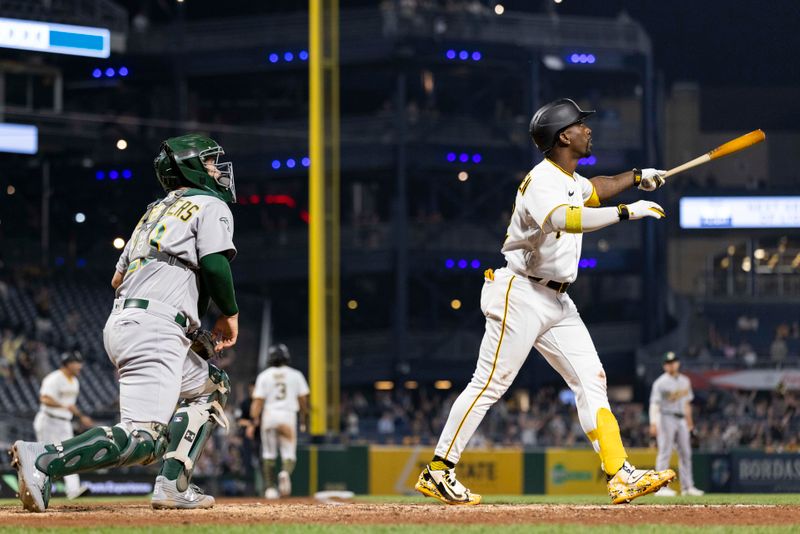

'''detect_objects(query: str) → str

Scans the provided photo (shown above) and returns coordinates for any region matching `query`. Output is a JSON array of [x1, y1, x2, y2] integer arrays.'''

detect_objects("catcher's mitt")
[[189, 329, 220, 360]]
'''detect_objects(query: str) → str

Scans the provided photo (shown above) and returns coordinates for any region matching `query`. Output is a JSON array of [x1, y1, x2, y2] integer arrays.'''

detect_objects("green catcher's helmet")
[[154, 134, 236, 203]]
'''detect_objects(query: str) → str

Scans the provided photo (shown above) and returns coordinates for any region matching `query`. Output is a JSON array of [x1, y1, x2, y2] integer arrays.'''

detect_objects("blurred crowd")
[[335, 385, 800, 453]]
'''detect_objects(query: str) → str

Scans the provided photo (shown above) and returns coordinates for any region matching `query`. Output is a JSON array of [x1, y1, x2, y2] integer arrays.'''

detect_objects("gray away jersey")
[[649, 373, 694, 416], [115, 190, 236, 328]]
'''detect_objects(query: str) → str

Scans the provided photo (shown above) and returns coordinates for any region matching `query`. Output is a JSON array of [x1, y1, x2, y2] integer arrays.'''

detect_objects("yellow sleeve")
[[584, 183, 601, 207]]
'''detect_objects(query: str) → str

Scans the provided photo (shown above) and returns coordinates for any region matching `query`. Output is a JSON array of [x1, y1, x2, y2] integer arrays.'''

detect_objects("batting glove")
[[617, 200, 666, 221], [637, 168, 667, 191]]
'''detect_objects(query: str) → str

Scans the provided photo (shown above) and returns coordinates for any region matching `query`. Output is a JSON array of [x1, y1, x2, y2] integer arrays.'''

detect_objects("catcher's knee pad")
[[183, 363, 230, 407], [163, 398, 229, 491], [36, 422, 167, 478]]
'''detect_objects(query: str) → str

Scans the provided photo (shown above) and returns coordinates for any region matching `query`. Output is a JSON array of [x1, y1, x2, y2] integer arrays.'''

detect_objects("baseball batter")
[[11, 134, 239, 513], [650, 351, 704, 496], [34, 352, 93, 500], [416, 98, 677, 505], [250, 344, 309, 499]]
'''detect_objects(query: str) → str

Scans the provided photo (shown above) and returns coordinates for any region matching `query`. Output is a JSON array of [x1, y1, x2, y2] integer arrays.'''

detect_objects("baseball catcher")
[[11, 134, 239, 512]]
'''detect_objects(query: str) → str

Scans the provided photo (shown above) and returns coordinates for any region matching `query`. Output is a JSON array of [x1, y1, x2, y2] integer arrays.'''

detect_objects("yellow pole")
[[309, 0, 339, 436]]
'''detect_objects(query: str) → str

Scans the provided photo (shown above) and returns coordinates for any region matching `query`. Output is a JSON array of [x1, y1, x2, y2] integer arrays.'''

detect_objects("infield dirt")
[[1, 498, 799, 528]]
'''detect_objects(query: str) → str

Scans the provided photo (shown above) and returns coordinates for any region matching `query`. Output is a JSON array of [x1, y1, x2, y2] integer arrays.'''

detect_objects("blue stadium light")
[[92, 68, 102, 78], [578, 155, 597, 166], [299, 50, 309, 61], [55, 257, 65, 266], [459, 153, 469, 162], [446, 152, 456, 162], [446, 49, 456, 60], [457, 259, 468, 269], [471, 51, 482, 61], [445, 259, 455, 269], [76, 258, 87, 268], [109, 170, 119, 180], [569, 52, 597, 64], [271, 160, 281, 169], [458, 50, 469, 60], [118, 66, 128, 76], [578, 258, 598, 269], [284, 51, 294, 62], [472, 153, 482, 163], [95, 170, 105, 180], [286, 158, 296, 169], [471, 259, 481, 269], [122, 169, 132, 179], [301, 157, 311, 167], [268, 53, 279, 63], [105, 67, 115, 77]]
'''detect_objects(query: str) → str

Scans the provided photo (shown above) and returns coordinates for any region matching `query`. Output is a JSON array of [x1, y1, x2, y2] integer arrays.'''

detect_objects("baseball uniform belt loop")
[[529, 276, 570, 293], [120, 298, 188, 328]]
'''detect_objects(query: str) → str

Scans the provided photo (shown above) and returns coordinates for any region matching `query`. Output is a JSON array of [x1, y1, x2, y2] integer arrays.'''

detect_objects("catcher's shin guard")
[[161, 365, 230, 491], [34, 423, 167, 478]]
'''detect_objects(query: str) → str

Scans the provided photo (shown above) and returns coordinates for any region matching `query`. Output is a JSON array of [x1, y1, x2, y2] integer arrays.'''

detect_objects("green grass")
[[1, 527, 799, 534]]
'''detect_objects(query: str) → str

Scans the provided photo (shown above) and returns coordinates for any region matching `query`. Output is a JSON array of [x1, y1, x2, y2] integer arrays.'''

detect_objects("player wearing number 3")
[[416, 98, 676, 505], [251, 344, 310, 499]]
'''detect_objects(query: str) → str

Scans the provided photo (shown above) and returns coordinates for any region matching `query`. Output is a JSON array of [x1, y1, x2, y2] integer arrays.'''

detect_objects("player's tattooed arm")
[[111, 270, 124, 289]]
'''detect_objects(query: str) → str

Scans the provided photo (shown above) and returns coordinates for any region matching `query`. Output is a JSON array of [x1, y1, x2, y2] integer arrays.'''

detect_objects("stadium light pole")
[[309, 0, 341, 438]]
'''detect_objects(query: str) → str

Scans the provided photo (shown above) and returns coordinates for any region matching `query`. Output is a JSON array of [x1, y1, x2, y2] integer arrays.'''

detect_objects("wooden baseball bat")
[[663, 129, 766, 179]]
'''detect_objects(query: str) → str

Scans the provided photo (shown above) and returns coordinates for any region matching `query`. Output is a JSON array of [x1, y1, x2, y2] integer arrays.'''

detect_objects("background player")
[[10, 134, 239, 512], [416, 98, 676, 505], [34, 351, 93, 500], [250, 343, 309, 499], [650, 351, 704, 497]]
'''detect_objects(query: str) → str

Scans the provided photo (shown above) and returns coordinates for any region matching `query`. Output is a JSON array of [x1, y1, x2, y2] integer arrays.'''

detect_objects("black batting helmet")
[[529, 98, 595, 153], [61, 351, 84, 366], [267, 343, 291, 367]]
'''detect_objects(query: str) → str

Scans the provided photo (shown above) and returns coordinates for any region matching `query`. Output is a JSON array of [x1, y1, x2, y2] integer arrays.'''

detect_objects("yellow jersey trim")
[[584, 184, 601, 207], [545, 158, 577, 181]]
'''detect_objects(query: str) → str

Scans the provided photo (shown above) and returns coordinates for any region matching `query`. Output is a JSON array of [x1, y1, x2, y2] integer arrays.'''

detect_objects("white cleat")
[[151, 475, 215, 509], [10, 441, 50, 513], [278, 470, 292, 497], [415, 465, 481, 505], [682, 486, 705, 496], [654, 486, 677, 497], [67, 485, 90, 500], [265, 487, 280, 500]]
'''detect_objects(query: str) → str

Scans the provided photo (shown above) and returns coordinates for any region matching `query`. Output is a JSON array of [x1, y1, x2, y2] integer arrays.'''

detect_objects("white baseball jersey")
[[114, 189, 236, 329], [502, 158, 599, 283], [650, 373, 694, 415], [38, 369, 79, 420], [253, 366, 309, 413]]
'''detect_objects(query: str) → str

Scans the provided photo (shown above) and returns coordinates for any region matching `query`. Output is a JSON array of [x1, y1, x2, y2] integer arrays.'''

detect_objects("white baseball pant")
[[435, 267, 613, 465], [261, 410, 298, 461], [34, 412, 81, 496], [103, 306, 209, 426]]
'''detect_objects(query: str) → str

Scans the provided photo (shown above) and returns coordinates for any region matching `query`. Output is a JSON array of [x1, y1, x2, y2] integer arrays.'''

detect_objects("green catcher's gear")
[[154, 133, 236, 203], [35, 422, 168, 479], [161, 364, 230, 492]]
